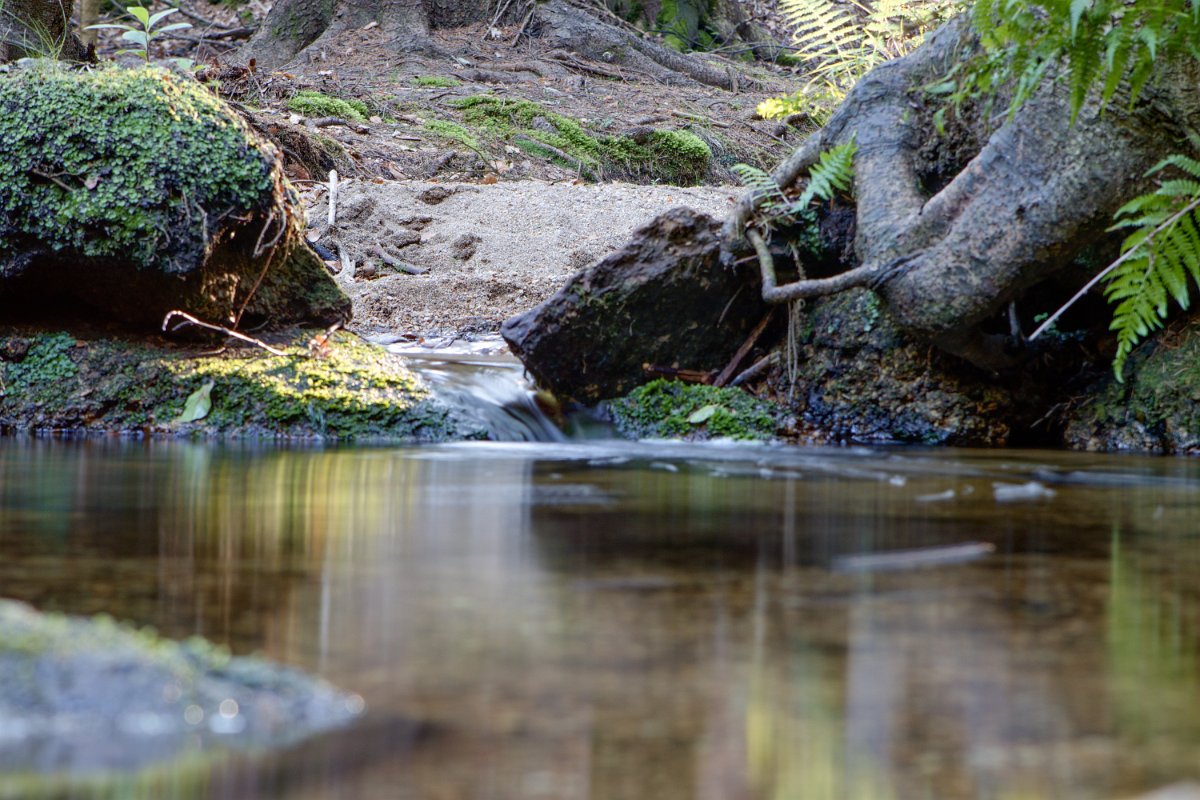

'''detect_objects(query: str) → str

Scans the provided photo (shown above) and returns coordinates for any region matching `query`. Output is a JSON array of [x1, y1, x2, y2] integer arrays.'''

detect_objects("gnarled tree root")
[[724, 14, 1199, 372]]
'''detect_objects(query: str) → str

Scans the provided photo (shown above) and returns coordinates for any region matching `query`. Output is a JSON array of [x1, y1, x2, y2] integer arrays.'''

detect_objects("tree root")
[[722, 12, 1194, 374]]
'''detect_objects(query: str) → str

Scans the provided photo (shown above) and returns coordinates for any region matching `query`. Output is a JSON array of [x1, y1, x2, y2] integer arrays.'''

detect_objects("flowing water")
[[2, 347, 1200, 799]]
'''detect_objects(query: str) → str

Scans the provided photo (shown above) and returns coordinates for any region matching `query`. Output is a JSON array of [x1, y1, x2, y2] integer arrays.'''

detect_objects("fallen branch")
[[730, 352, 777, 387], [309, 117, 370, 134], [371, 245, 429, 275], [513, 134, 591, 176], [671, 109, 729, 128], [162, 310, 289, 357], [545, 49, 628, 80], [713, 308, 775, 387], [642, 364, 715, 383]]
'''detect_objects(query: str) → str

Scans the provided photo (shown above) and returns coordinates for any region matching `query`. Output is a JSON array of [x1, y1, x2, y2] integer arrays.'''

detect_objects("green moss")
[[633, 129, 712, 184], [287, 89, 369, 121], [1065, 319, 1200, 453], [448, 95, 710, 184], [424, 119, 484, 154], [0, 63, 273, 272], [412, 75, 461, 88], [0, 331, 464, 441], [609, 379, 782, 441]]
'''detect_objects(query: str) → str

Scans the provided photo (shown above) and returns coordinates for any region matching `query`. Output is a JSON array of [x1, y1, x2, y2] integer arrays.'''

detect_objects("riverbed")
[[2, 357, 1200, 798]]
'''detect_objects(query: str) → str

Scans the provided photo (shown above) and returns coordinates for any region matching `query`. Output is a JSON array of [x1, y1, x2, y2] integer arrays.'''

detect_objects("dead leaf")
[[481, 174, 498, 185]]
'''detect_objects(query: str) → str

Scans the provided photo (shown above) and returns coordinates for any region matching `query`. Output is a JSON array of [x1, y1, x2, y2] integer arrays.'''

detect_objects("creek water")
[[2, 345, 1200, 799]]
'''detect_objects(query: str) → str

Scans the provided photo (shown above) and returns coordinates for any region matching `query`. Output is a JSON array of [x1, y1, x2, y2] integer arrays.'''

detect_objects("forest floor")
[[91, 0, 805, 339]]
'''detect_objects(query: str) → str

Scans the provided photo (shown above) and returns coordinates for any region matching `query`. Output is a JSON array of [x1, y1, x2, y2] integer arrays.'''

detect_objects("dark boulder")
[[501, 207, 768, 403]]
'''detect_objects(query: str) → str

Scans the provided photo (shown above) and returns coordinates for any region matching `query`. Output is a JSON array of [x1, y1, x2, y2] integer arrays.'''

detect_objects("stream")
[[2, 342, 1200, 798]]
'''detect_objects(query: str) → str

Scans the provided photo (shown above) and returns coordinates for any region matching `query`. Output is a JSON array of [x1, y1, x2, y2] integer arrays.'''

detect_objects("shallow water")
[[2, 436, 1200, 799]]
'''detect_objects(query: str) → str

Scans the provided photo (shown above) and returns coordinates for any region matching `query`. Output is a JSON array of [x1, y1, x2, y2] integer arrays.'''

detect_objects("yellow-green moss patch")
[[609, 379, 783, 441], [0, 330, 471, 441], [445, 95, 712, 184], [287, 89, 370, 121]]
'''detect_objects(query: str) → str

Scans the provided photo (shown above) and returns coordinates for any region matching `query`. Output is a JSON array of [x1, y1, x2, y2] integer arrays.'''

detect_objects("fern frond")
[[1153, 154, 1200, 179], [1103, 174, 1200, 380], [732, 163, 787, 209], [793, 140, 858, 211]]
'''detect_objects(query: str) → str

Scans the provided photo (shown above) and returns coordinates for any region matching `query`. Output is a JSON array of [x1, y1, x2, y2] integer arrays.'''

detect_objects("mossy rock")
[[0, 62, 349, 328], [0, 330, 479, 441], [1063, 317, 1200, 453], [779, 290, 1015, 446], [609, 379, 784, 441], [0, 598, 360, 778]]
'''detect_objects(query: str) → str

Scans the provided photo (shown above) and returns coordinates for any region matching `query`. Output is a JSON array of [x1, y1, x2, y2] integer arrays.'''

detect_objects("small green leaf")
[[688, 405, 723, 424], [177, 381, 214, 423]]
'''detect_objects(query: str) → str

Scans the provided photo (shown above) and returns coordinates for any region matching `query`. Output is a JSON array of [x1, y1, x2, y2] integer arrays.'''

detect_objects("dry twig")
[[162, 310, 289, 357]]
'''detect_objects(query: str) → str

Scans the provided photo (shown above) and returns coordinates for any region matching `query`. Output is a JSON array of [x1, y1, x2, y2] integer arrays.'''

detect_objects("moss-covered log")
[[0, 63, 349, 329]]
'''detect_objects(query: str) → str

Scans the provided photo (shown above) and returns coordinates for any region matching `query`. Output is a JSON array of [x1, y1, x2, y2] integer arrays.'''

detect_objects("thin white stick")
[[327, 169, 339, 228], [1029, 196, 1200, 341], [162, 310, 289, 356]]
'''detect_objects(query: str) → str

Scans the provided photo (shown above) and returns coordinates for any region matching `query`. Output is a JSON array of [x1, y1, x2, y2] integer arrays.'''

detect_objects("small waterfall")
[[386, 337, 571, 443]]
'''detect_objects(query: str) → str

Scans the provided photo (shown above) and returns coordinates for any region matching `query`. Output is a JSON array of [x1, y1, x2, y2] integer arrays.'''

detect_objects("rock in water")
[[0, 63, 349, 328], [0, 599, 362, 774], [501, 207, 767, 403]]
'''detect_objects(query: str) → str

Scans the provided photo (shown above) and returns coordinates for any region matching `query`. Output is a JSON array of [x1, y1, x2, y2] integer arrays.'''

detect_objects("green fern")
[[734, 142, 857, 225], [780, 0, 953, 92], [962, 0, 1200, 122], [794, 139, 858, 210], [732, 163, 787, 209], [1104, 155, 1200, 380], [782, 0, 870, 87]]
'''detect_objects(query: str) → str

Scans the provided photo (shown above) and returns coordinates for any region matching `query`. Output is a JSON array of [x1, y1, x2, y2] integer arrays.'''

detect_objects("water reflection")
[[0, 439, 1199, 798]]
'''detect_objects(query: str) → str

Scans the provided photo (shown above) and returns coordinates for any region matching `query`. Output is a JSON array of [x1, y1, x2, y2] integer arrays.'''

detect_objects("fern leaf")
[[1152, 154, 1200, 179], [732, 163, 786, 208], [1157, 179, 1200, 198], [1103, 171, 1200, 380], [793, 140, 858, 211]]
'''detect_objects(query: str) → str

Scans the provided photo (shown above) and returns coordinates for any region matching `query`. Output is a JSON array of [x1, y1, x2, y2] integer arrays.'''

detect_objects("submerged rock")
[[0, 599, 362, 774], [0, 62, 349, 328], [501, 207, 768, 403], [0, 329, 479, 441]]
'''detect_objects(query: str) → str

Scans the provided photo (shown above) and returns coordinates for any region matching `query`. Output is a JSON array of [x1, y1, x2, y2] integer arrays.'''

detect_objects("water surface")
[[1, 438, 1199, 799]]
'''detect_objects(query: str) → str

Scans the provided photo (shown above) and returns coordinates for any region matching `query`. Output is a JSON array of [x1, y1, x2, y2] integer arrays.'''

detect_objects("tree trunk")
[[0, 0, 89, 62]]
